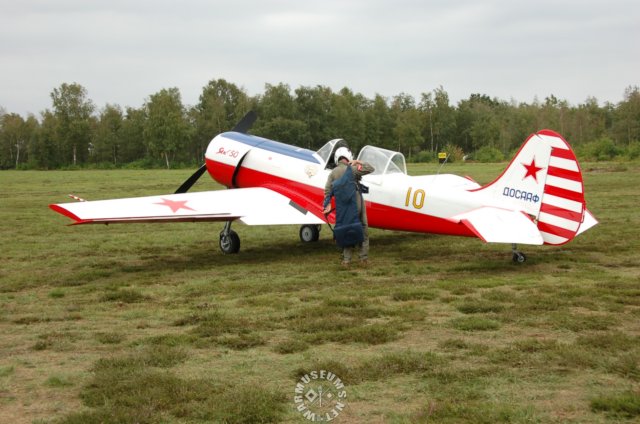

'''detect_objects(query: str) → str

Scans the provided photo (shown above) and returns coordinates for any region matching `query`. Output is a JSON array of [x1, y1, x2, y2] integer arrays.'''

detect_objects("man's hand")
[[349, 159, 364, 172], [323, 205, 332, 214]]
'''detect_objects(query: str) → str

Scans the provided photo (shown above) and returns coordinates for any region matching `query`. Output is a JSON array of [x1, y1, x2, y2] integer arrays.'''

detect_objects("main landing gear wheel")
[[220, 230, 240, 254], [299, 225, 321, 242], [511, 244, 526, 263], [512, 252, 527, 263], [220, 221, 240, 254]]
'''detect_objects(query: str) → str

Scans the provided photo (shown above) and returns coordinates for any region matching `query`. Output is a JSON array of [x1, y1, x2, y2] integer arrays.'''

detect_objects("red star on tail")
[[522, 158, 544, 183], [154, 198, 195, 213]]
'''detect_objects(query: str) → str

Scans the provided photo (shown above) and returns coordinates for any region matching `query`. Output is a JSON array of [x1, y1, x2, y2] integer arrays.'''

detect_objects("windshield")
[[316, 138, 348, 169], [316, 141, 334, 163]]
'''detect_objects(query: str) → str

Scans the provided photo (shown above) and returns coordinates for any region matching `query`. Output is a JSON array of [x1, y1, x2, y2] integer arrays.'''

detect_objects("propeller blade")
[[175, 164, 207, 194], [231, 111, 257, 134]]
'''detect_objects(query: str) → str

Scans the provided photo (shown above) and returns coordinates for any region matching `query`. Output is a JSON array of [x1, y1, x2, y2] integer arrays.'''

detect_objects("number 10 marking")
[[405, 187, 425, 209]]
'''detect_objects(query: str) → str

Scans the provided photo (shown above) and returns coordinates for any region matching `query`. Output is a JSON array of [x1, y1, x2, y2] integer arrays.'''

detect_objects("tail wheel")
[[299, 225, 320, 242], [220, 230, 240, 254]]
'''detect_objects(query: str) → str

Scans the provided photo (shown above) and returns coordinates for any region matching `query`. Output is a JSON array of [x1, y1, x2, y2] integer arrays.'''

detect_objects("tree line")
[[1, 79, 639, 170]]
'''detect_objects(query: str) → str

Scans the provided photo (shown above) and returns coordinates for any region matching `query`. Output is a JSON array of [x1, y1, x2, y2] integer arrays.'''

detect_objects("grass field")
[[1, 162, 639, 423]]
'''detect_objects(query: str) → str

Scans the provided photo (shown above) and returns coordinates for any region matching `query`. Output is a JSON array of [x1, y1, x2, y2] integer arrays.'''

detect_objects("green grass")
[[590, 391, 640, 418], [450, 316, 501, 331], [0, 163, 639, 422], [94, 331, 125, 345], [44, 375, 74, 388], [100, 288, 148, 303]]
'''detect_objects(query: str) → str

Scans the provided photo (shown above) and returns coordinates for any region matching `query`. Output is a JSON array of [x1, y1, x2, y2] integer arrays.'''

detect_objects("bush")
[[442, 144, 465, 163], [414, 150, 437, 163], [123, 158, 163, 169], [626, 141, 640, 160], [85, 161, 117, 170], [577, 137, 622, 161], [475, 146, 505, 163]]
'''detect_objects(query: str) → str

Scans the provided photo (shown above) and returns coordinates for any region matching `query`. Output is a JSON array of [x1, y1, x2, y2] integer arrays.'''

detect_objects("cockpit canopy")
[[315, 139, 407, 176], [316, 138, 349, 169], [357, 145, 407, 175]]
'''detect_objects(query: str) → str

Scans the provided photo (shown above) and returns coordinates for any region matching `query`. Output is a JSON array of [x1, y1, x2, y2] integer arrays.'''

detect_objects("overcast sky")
[[1, 0, 639, 117]]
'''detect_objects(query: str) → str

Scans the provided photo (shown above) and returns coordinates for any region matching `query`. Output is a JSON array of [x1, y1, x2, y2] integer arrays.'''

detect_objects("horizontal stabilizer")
[[451, 207, 544, 245], [576, 208, 598, 237]]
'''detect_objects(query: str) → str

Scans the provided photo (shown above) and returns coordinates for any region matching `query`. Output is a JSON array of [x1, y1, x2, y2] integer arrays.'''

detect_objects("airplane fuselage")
[[205, 131, 483, 238]]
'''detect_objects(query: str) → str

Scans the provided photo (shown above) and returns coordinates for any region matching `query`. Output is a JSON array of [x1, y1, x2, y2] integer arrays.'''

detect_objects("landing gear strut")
[[219, 221, 240, 254], [511, 243, 527, 263]]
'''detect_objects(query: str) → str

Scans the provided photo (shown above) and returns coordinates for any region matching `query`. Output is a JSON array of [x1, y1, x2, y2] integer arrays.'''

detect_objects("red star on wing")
[[522, 158, 544, 183], [154, 198, 196, 213]]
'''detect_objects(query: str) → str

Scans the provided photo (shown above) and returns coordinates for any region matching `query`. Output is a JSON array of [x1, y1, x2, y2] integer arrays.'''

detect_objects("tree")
[[540, 95, 561, 132], [419, 92, 435, 152], [573, 97, 606, 145], [254, 83, 305, 145], [193, 79, 250, 162], [328, 88, 367, 152], [257, 117, 310, 146], [257, 83, 296, 121], [432, 88, 457, 150], [294, 85, 334, 147], [612, 86, 640, 145], [391, 93, 423, 158], [0, 113, 37, 169], [143, 88, 189, 169], [363, 94, 394, 150], [21, 115, 39, 168], [92, 104, 123, 165], [50, 83, 95, 166], [419, 86, 456, 152], [119, 107, 147, 164], [3, 80, 640, 168], [456, 94, 501, 153], [30, 110, 59, 169]]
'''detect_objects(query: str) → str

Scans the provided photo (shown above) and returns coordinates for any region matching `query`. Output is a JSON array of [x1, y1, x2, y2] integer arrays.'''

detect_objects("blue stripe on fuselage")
[[222, 132, 321, 164]]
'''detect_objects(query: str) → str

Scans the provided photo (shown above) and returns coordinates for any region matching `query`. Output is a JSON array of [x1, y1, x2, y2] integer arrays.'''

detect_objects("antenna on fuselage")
[[436, 152, 449, 175]]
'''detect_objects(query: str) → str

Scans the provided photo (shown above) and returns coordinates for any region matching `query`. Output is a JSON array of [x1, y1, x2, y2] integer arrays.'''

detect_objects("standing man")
[[323, 146, 374, 267]]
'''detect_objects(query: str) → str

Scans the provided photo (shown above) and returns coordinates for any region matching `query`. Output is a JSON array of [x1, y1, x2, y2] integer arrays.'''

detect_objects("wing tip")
[[49, 204, 82, 223]]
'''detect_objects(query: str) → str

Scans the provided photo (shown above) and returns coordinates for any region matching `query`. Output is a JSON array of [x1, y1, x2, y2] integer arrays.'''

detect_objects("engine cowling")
[[205, 132, 253, 188]]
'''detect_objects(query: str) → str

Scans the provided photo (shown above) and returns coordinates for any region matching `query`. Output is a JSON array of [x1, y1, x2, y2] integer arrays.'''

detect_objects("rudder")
[[535, 130, 586, 245]]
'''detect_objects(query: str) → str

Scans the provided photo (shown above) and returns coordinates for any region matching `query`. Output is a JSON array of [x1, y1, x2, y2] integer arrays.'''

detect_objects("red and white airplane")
[[50, 112, 597, 262]]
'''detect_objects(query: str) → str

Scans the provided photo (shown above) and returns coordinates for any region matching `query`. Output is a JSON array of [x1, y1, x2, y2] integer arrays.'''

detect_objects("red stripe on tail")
[[543, 184, 584, 203], [550, 148, 576, 160], [537, 221, 577, 241], [546, 166, 582, 182], [539, 203, 583, 223]]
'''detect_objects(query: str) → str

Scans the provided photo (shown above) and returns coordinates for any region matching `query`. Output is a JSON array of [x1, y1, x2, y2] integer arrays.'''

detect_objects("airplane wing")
[[49, 187, 325, 226], [450, 207, 544, 245]]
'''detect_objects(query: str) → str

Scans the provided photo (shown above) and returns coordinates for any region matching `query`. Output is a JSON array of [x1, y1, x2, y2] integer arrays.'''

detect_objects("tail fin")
[[475, 130, 594, 245]]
